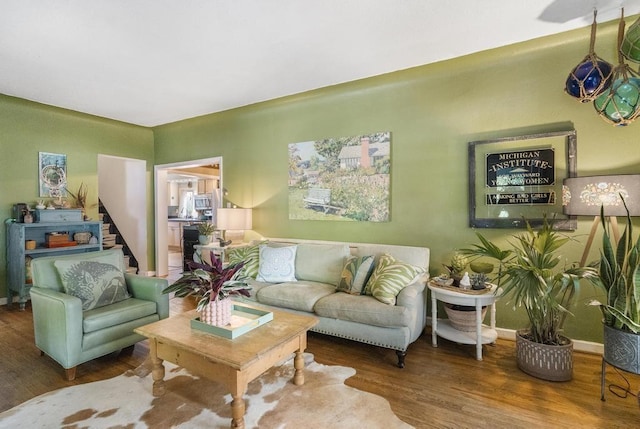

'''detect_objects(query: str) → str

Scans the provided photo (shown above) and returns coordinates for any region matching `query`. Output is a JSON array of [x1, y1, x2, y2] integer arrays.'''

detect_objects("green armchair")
[[29, 249, 169, 380]]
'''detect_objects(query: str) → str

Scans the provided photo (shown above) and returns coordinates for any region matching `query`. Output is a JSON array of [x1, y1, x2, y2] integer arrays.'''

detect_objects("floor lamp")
[[563, 175, 640, 266]]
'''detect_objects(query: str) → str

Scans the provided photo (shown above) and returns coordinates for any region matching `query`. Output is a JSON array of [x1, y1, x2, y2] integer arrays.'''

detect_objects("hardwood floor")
[[1, 297, 638, 428]]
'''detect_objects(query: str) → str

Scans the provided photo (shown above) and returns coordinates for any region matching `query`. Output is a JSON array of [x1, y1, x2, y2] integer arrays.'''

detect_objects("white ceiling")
[[1, 0, 640, 127]]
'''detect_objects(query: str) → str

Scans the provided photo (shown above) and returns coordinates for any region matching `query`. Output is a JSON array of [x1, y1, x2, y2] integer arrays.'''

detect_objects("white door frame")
[[154, 157, 222, 277]]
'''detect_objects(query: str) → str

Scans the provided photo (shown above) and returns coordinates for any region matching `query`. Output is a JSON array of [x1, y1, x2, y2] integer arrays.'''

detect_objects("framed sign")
[[468, 130, 577, 230]]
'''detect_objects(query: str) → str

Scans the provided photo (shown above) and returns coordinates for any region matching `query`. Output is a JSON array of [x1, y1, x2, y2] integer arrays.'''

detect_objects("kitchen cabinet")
[[168, 223, 181, 248], [5, 220, 103, 310], [197, 179, 216, 194]]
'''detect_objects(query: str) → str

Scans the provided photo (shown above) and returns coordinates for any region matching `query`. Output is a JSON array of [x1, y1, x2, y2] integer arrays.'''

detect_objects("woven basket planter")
[[516, 329, 573, 381], [443, 303, 488, 332]]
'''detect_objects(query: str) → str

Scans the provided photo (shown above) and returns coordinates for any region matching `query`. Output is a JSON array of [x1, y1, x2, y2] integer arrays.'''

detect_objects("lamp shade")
[[562, 175, 640, 216], [216, 208, 252, 230]]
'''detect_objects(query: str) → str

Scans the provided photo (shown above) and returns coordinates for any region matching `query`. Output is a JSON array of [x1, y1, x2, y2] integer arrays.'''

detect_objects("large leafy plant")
[[461, 217, 598, 345], [162, 256, 251, 311], [592, 201, 640, 333]]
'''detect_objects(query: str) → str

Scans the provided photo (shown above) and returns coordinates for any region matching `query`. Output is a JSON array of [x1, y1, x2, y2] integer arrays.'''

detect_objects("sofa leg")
[[396, 350, 406, 368], [65, 367, 77, 381]]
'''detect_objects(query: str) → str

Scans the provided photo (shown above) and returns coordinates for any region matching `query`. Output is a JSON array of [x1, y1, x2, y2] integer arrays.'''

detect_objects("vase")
[[515, 329, 573, 381], [199, 234, 212, 245], [200, 299, 232, 326], [603, 324, 640, 375]]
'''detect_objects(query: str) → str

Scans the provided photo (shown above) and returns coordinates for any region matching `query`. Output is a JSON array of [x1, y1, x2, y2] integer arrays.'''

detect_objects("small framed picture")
[[39, 152, 67, 197]]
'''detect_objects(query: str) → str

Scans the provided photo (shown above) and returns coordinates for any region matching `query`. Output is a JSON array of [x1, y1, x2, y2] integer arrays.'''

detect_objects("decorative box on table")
[[44, 232, 77, 248], [191, 304, 273, 339]]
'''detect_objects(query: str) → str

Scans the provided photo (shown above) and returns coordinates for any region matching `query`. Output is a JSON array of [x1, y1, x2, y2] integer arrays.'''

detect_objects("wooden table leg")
[[230, 394, 246, 429], [293, 349, 305, 386], [149, 339, 165, 397]]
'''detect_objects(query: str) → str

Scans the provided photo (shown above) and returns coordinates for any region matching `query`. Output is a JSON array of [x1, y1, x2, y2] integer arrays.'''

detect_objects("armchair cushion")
[[54, 259, 130, 311], [82, 298, 157, 334]]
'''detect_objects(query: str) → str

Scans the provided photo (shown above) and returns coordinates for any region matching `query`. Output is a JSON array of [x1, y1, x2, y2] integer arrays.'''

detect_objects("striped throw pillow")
[[364, 254, 425, 305], [227, 243, 261, 279]]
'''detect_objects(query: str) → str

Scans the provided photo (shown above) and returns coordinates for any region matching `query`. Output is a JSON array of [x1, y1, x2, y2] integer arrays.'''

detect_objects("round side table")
[[427, 282, 501, 360]]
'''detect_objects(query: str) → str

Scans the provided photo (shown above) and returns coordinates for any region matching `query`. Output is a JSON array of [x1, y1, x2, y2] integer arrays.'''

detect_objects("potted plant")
[[591, 201, 640, 375], [66, 182, 97, 219], [439, 255, 492, 331], [443, 252, 468, 286], [461, 216, 598, 381], [197, 222, 216, 245], [162, 255, 251, 326]]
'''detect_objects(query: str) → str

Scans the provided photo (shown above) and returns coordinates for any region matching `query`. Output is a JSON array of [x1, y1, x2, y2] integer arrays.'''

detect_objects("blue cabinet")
[[5, 220, 103, 310]]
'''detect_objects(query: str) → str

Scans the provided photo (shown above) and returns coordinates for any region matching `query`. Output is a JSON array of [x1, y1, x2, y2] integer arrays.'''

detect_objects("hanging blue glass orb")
[[565, 56, 613, 102], [594, 77, 640, 125]]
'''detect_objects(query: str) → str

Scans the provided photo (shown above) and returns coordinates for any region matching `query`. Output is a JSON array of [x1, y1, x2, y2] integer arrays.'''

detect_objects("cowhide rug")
[[0, 353, 412, 428]]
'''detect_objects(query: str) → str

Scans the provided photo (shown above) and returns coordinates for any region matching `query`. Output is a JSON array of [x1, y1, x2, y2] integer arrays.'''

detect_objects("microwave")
[[194, 195, 211, 209]]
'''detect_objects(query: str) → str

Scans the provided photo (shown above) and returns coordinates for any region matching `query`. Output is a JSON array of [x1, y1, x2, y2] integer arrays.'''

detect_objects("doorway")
[[154, 157, 222, 278]]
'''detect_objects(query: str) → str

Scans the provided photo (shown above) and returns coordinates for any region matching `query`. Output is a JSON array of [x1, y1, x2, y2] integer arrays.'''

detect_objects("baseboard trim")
[[426, 318, 603, 355], [494, 328, 603, 355], [0, 297, 7, 306]]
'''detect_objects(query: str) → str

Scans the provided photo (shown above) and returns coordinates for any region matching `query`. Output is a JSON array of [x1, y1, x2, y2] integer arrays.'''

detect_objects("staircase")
[[98, 199, 138, 274]]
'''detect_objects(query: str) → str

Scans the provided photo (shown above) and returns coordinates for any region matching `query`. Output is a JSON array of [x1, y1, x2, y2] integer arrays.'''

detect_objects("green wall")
[[2, 17, 639, 343], [154, 17, 640, 343], [0, 94, 155, 300]]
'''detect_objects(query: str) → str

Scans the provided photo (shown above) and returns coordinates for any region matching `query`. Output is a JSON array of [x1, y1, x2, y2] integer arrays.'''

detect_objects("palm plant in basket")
[[162, 255, 251, 313], [461, 216, 598, 381]]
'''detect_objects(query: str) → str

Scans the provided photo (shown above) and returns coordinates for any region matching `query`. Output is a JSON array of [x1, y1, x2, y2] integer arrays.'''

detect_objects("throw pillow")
[[227, 242, 261, 278], [256, 244, 298, 283], [337, 255, 375, 295], [54, 260, 130, 311], [295, 243, 351, 286], [364, 254, 425, 305]]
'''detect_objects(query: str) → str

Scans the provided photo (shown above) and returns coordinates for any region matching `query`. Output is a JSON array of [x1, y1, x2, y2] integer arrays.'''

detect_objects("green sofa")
[[29, 249, 169, 380], [227, 239, 430, 368]]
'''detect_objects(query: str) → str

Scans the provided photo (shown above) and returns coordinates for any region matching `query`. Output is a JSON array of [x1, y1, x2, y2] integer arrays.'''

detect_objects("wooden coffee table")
[[135, 303, 317, 429]]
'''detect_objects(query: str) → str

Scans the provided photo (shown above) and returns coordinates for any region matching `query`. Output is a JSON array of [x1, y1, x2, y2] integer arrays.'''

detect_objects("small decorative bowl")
[[74, 232, 92, 244]]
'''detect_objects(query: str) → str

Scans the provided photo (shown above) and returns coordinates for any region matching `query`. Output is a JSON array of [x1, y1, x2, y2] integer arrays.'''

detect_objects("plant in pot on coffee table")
[[162, 256, 251, 326]]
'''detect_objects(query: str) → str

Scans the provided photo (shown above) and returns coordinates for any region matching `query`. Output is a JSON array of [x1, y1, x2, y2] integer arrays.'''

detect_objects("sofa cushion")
[[337, 255, 375, 295], [238, 279, 273, 302], [54, 257, 130, 311], [314, 292, 411, 328], [295, 243, 350, 286], [364, 254, 425, 305], [256, 281, 336, 312], [227, 243, 261, 278], [257, 245, 298, 283], [82, 297, 157, 333]]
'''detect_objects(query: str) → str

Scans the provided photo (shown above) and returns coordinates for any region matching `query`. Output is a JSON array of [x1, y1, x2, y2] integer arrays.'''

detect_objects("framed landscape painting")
[[288, 132, 391, 222]]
